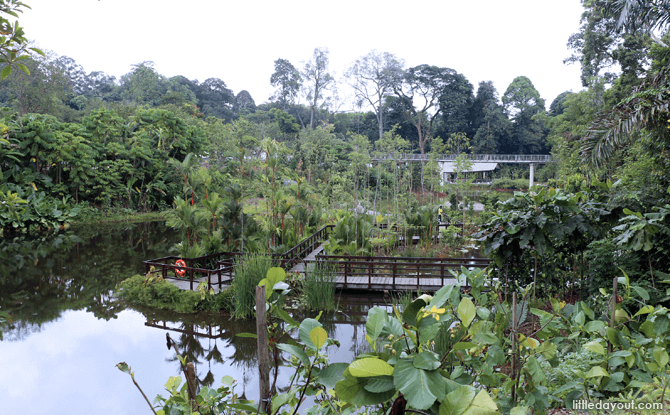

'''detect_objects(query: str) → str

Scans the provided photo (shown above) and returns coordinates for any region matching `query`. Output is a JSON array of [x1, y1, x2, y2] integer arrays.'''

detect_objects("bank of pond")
[[3, 220, 670, 415]]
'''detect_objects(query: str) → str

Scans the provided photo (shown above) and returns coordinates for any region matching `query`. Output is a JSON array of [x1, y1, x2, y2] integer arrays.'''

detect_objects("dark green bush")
[[115, 274, 233, 314]]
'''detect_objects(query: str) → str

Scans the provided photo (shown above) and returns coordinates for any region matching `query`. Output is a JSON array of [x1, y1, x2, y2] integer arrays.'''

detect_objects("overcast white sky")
[[21, 0, 587, 110]]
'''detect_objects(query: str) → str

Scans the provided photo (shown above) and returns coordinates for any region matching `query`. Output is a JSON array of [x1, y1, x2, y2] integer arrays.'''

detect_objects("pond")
[[0, 221, 380, 414]]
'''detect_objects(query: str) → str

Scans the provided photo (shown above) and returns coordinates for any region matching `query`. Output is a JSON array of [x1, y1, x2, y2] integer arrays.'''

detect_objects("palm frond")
[[581, 68, 670, 167]]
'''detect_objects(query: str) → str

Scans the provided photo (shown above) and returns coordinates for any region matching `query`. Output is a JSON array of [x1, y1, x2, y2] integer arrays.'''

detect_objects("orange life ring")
[[175, 259, 187, 278]]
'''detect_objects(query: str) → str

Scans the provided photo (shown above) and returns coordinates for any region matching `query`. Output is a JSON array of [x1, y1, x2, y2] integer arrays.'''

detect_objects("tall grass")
[[302, 263, 337, 312], [232, 254, 272, 319], [388, 289, 423, 314]]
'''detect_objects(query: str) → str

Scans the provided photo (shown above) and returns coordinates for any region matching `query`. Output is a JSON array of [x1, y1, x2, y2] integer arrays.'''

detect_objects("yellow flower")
[[423, 305, 446, 321], [559, 301, 566, 309]]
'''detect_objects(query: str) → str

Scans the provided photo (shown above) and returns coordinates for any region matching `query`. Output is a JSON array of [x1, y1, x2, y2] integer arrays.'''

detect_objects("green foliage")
[[476, 187, 611, 294], [491, 178, 529, 190], [115, 274, 228, 314], [231, 254, 272, 319], [0, 185, 81, 235], [0, 1, 44, 80], [154, 375, 255, 415], [326, 212, 373, 255], [301, 264, 337, 312]]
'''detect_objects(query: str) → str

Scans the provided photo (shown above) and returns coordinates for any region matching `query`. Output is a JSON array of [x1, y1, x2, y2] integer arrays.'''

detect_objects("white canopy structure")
[[439, 162, 499, 184]]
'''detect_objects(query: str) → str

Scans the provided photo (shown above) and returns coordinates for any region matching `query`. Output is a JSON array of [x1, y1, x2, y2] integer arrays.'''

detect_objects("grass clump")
[[232, 254, 272, 319], [301, 263, 337, 312]]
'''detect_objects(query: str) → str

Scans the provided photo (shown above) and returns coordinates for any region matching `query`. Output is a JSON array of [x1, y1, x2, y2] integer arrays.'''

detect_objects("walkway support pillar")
[[529, 163, 535, 189]]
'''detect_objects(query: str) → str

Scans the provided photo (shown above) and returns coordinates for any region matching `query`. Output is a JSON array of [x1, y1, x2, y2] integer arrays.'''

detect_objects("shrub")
[[116, 275, 203, 313], [115, 274, 234, 314], [492, 178, 528, 190]]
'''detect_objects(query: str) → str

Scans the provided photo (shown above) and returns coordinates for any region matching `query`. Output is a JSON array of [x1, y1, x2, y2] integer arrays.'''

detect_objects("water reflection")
[[0, 222, 393, 414], [0, 221, 181, 341]]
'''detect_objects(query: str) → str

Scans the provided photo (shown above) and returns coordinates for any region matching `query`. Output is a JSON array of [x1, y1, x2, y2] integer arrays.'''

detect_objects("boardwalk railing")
[[372, 153, 552, 164], [143, 225, 334, 291], [306, 255, 490, 291], [144, 252, 235, 291], [280, 225, 333, 269]]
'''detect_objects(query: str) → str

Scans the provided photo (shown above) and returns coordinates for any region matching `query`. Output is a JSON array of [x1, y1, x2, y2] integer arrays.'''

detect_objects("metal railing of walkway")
[[372, 153, 552, 164]]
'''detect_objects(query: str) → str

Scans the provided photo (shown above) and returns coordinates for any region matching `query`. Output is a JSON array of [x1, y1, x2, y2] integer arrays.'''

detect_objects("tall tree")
[[233, 90, 256, 117], [0, 51, 71, 115], [392, 65, 457, 155], [502, 76, 547, 153], [270, 58, 302, 111], [471, 82, 510, 154], [119, 61, 168, 106], [565, 0, 650, 87], [346, 50, 404, 140], [196, 78, 234, 121], [436, 72, 475, 139], [302, 47, 335, 129]]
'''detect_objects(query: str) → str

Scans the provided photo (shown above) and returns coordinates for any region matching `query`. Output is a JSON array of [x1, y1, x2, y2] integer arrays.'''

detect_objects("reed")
[[232, 254, 272, 319], [302, 263, 337, 312]]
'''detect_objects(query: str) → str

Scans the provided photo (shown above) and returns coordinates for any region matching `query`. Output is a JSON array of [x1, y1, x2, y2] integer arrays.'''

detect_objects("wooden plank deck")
[[333, 275, 461, 292], [165, 275, 232, 293]]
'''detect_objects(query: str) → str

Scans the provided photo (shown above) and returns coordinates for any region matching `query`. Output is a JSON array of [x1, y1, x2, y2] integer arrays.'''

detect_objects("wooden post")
[[186, 362, 197, 403], [256, 286, 271, 414]]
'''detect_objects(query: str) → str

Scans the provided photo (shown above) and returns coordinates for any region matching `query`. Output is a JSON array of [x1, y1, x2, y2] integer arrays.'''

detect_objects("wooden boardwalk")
[[332, 276, 461, 292], [145, 223, 491, 294]]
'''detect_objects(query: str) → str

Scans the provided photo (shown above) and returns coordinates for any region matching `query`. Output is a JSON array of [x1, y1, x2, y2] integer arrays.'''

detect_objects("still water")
[[0, 221, 379, 414]]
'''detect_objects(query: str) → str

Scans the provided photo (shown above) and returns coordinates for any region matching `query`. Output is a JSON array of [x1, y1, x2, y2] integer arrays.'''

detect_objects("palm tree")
[[168, 153, 199, 204], [581, 66, 670, 167], [611, 0, 670, 47]]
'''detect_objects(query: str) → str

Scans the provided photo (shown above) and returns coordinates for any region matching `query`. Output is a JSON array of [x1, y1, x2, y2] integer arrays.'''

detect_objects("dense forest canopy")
[[1, 0, 670, 240]]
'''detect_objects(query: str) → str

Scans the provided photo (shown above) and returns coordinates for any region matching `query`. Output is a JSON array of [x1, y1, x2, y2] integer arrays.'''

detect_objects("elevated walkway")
[[372, 153, 552, 164]]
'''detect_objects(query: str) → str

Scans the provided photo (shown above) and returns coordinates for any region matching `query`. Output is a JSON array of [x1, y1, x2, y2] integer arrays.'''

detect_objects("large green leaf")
[[525, 356, 545, 383], [463, 390, 499, 415], [299, 318, 322, 350], [258, 266, 286, 288], [275, 308, 299, 328], [440, 385, 475, 415], [584, 341, 605, 355], [403, 297, 427, 327], [271, 390, 296, 413], [366, 307, 388, 343], [413, 352, 441, 370], [363, 375, 395, 393], [654, 346, 669, 368], [277, 343, 309, 367], [440, 387, 498, 415], [458, 297, 476, 327], [349, 358, 394, 377], [429, 285, 455, 310], [585, 366, 609, 378], [309, 326, 327, 350], [336, 376, 395, 405], [394, 359, 446, 410], [316, 363, 348, 389]]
